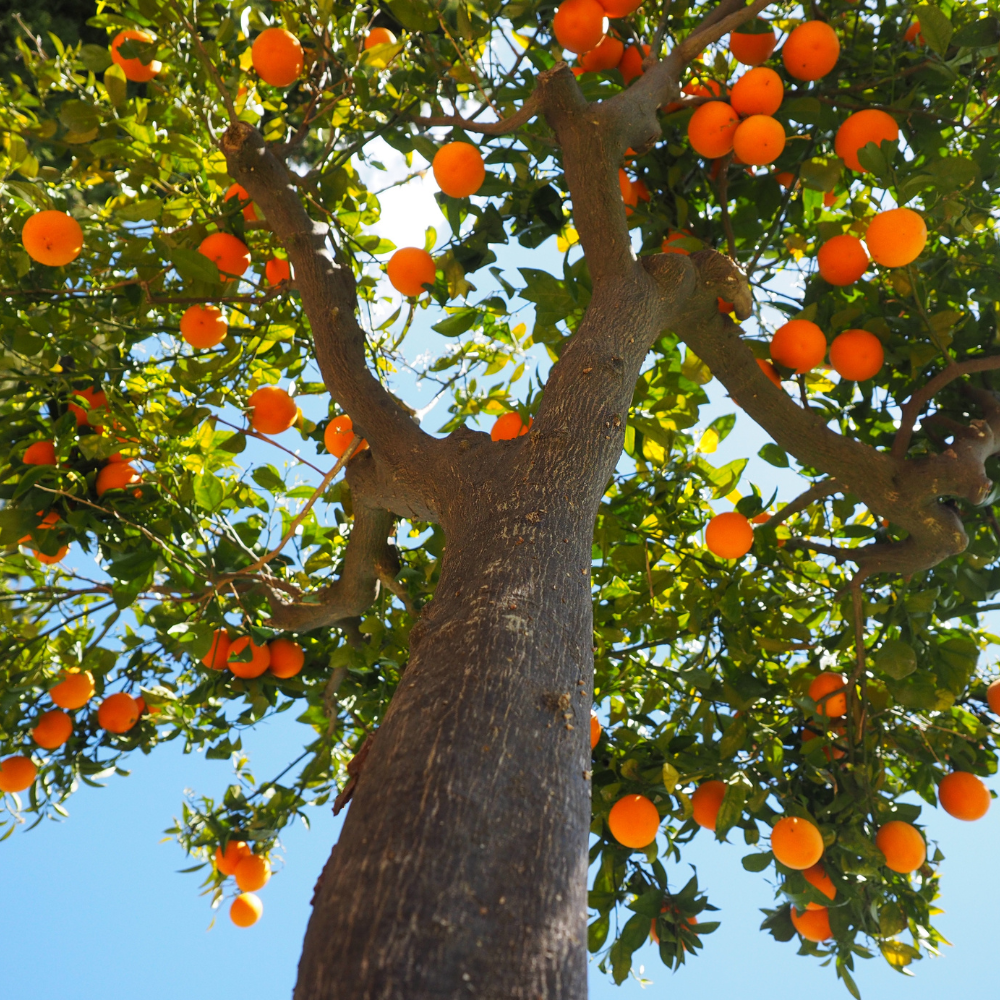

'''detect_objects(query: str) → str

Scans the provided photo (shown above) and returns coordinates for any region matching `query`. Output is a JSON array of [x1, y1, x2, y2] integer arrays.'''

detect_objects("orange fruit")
[[98, 692, 140, 734], [770, 319, 826, 373], [775, 171, 795, 188], [705, 511, 754, 559], [265, 258, 292, 286], [732, 114, 785, 165], [590, 713, 602, 748], [829, 329, 884, 381], [247, 386, 297, 435], [364, 27, 397, 49], [22, 211, 84, 267], [876, 820, 926, 873], [180, 305, 227, 348], [802, 863, 836, 908], [938, 771, 991, 821], [269, 638, 304, 679], [817, 234, 869, 285], [790, 906, 832, 942], [682, 78, 722, 98], [579, 35, 624, 72], [598, 0, 641, 15], [201, 629, 232, 670], [619, 168, 636, 211], [324, 414, 369, 459], [96, 461, 140, 498], [834, 109, 899, 173], [224, 183, 258, 222], [865, 207, 926, 267], [50, 671, 95, 710], [32, 710, 73, 750], [553, 0, 606, 54], [387, 247, 436, 297], [234, 854, 271, 892], [608, 794, 660, 848], [808, 672, 847, 717], [68, 386, 107, 426], [33, 546, 69, 564], [730, 23, 776, 65], [904, 21, 923, 44], [24, 440, 57, 465], [632, 178, 650, 202], [823, 191, 838, 207], [692, 780, 727, 831], [433, 142, 486, 199], [988, 679, 1000, 715], [781, 21, 840, 80], [19, 510, 60, 543], [801, 725, 846, 761], [687, 102, 740, 159], [617, 43, 649, 84], [0, 756, 37, 793], [757, 358, 782, 387], [216, 840, 252, 875], [198, 232, 251, 281], [729, 67, 784, 116], [252, 28, 304, 87], [491, 412, 532, 441], [110, 29, 161, 83], [771, 816, 824, 870], [228, 636, 271, 679], [230, 892, 263, 927], [662, 230, 691, 254]]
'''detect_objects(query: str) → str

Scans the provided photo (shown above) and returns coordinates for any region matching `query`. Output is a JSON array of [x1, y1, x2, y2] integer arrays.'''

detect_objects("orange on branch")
[[876, 820, 926, 873], [228, 636, 271, 679], [364, 27, 397, 49], [790, 906, 832, 942], [597, 0, 642, 15], [904, 21, 924, 44], [252, 28, 304, 87], [619, 168, 637, 211], [19, 510, 60, 543], [230, 892, 263, 927], [265, 258, 292, 286], [817, 234, 869, 285], [387, 247, 436, 297], [579, 35, 624, 72], [770, 319, 826, 373], [22, 211, 83, 267], [433, 142, 486, 198], [180, 305, 228, 348], [938, 771, 991, 821], [234, 854, 272, 892], [269, 638, 305, 679], [732, 114, 785, 165], [23, 440, 57, 465], [801, 725, 846, 761], [201, 629, 232, 670], [32, 710, 73, 750], [729, 67, 784, 116], [324, 414, 369, 459], [110, 29, 161, 83], [988, 678, 1000, 715], [775, 171, 795, 188], [216, 840, 252, 875], [808, 672, 847, 717], [98, 692, 140, 734], [687, 102, 740, 159], [96, 461, 140, 498], [757, 358, 782, 388], [729, 21, 776, 65], [865, 207, 927, 267], [198, 232, 251, 281], [771, 816, 824, 870], [33, 546, 69, 565], [608, 794, 660, 848], [0, 756, 37, 793], [68, 386, 107, 426], [692, 780, 727, 830], [705, 511, 753, 559], [590, 713, 602, 748], [491, 412, 532, 441], [662, 230, 691, 254], [802, 863, 836, 908], [617, 44, 649, 84], [50, 671, 95, 710], [247, 386, 297, 435], [682, 78, 722, 98], [225, 183, 258, 222], [829, 329, 884, 381], [552, 0, 607, 54], [835, 109, 899, 173], [781, 21, 840, 81]]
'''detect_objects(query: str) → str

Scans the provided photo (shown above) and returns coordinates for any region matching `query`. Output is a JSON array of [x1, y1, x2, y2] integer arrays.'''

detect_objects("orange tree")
[[2, 0, 1000, 995]]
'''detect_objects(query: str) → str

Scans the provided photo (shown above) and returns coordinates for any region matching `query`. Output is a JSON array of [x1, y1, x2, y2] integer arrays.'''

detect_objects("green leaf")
[[387, 0, 438, 31], [742, 850, 774, 872], [193, 472, 225, 511], [916, 5, 953, 54], [170, 248, 220, 284], [875, 639, 917, 680], [715, 771, 751, 838], [758, 442, 788, 467], [104, 64, 128, 107], [80, 44, 113, 73], [953, 15, 1000, 48], [252, 464, 285, 493]]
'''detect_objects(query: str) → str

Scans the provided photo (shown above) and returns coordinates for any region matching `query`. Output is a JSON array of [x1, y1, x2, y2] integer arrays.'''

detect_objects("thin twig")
[[764, 480, 839, 528]]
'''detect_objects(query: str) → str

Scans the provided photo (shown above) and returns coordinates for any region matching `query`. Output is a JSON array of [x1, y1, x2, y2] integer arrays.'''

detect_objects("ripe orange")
[[705, 511, 754, 559], [619, 168, 637, 211], [24, 440, 57, 465], [265, 258, 292, 286], [579, 35, 624, 72], [732, 115, 785, 166], [269, 638, 305, 679], [19, 510, 60, 544], [180, 305, 227, 348], [433, 142, 486, 199], [216, 840, 252, 875], [775, 171, 796, 189], [988, 678, 1000, 715], [247, 386, 297, 435], [692, 780, 727, 830], [598, 0, 641, 15], [33, 546, 69, 564], [608, 794, 660, 848], [772, 816, 824, 870], [198, 232, 251, 281], [22, 211, 84, 267], [110, 29, 161, 83], [234, 854, 271, 892], [202, 629, 232, 670], [324, 414, 369, 459], [364, 27, 397, 49], [790, 906, 832, 942], [96, 461, 140, 498], [817, 234, 868, 285], [387, 247, 436, 297], [687, 102, 740, 159], [682, 78, 722, 99], [904, 21, 924, 44], [757, 358, 782, 388], [98, 692, 140, 734], [590, 713, 602, 749], [730, 67, 784, 116], [491, 412, 532, 441], [230, 892, 263, 927], [225, 183, 258, 222], [617, 43, 649, 84], [730, 23, 776, 65], [876, 820, 926, 873], [834, 109, 899, 173], [252, 28, 304, 87], [782, 21, 840, 80], [553, 0, 606, 54], [0, 756, 37, 793], [50, 671, 95, 709], [632, 178, 650, 202], [68, 386, 107, 426], [829, 329, 884, 381], [808, 672, 847, 717], [228, 636, 271, 679], [938, 771, 991, 821], [770, 319, 826, 373], [32, 710, 73, 750], [801, 725, 846, 761], [802, 862, 836, 908], [662, 230, 692, 254], [865, 207, 926, 267]]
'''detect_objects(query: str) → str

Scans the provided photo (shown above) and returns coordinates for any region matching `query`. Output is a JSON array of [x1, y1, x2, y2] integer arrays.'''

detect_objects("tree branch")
[[411, 91, 542, 136], [765, 480, 839, 527]]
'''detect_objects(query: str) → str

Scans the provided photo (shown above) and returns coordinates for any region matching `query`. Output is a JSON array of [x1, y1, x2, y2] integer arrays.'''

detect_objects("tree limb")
[[765, 480, 839, 528], [411, 91, 542, 135]]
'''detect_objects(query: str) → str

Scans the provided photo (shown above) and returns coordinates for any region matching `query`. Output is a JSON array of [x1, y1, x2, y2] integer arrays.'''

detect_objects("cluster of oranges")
[[200, 631, 305, 680], [215, 839, 273, 928]]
